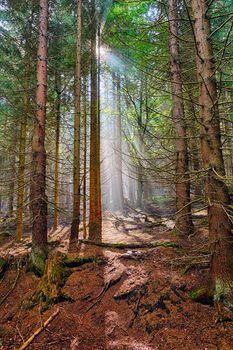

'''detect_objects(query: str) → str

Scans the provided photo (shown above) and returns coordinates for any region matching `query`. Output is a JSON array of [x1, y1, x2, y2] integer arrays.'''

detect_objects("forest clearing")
[[0, 0, 233, 349]]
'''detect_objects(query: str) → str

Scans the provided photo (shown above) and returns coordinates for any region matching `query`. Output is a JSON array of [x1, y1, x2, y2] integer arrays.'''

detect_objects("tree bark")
[[192, 0, 233, 304], [83, 78, 87, 239], [53, 72, 61, 231], [115, 75, 124, 211], [111, 74, 124, 212], [16, 73, 29, 240], [168, 0, 193, 234], [70, 0, 82, 242], [30, 0, 48, 274], [89, 0, 102, 240], [186, 87, 202, 198]]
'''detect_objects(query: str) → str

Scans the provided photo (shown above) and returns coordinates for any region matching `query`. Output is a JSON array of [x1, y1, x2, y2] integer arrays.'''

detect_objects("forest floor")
[[0, 205, 233, 350]]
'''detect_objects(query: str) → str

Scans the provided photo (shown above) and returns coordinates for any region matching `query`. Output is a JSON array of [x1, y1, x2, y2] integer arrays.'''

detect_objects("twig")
[[18, 308, 60, 350]]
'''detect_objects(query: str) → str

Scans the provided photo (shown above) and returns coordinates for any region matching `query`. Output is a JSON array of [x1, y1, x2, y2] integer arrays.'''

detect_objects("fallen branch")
[[18, 308, 60, 350], [79, 240, 180, 250]]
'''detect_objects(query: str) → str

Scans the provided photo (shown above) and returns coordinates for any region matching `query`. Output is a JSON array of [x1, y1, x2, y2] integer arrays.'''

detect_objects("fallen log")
[[63, 255, 97, 268], [79, 240, 180, 250]]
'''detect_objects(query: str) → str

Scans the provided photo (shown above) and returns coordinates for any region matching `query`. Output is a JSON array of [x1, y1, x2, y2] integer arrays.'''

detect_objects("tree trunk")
[[223, 118, 233, 178], [186, 88, 202, 198], [169, 0, 193, 234], [192, 0, 233, 304], [136, 78, 144, 209], [70, 0, 82, 242], [30, 0, 48, 274], [112, 74, 124, 212], [115, 75, 124, 211], [83, 78, 87, 239], [89, 0, 102, 240], [16, 74, 29, 240], [53, 72, 61, 231]]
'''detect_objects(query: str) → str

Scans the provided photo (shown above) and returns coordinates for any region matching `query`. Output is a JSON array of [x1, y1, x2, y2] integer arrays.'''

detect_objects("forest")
[[0, 0, 233, 349]]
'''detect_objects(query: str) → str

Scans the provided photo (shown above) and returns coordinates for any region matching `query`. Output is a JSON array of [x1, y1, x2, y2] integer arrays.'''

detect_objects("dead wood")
[[79, 240, 180, 250], [18, 308, 60, 350]]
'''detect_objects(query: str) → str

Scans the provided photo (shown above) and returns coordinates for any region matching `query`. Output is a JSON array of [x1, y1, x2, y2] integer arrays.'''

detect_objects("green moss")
[[29, 247, 47, 276], [215, 279, 233, 307], [64, 255, 97, 268], [189, 286, 213, 304], [79, 240, 180, 250], [27, 252, 99, 311]]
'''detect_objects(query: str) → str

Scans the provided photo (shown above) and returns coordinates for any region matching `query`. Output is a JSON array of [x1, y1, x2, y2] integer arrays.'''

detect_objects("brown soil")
[[0, 212, 232, 350]]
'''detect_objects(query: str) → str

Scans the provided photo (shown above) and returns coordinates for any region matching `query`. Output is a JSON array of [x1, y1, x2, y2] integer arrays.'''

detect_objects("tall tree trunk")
[[192, 0, 233, 304], [186, 88, 202, 198], [16, 74, 29, 240], [136, 78, 144, 209], [89, 0, 102, 240], [136, 170, 143, 208], [169, 0, 193, 234], [112, 74, 124, 212], [115, 75, 124, 211], [71, 0, 82, 242], [223, 113, 233, 178], [97, 23, 102, 222], [8, 173, 15, 216], [30, 0, 48, 274], [53, 72, 61, 231], [83, 78, 87, 239]]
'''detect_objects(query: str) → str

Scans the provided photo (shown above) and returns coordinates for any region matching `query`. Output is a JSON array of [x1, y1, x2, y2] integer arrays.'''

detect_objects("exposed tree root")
[[18, 308, 60, 350], [85, 275, 121, 313], [79, 240, 180, 250], [29, 253, 99, 310]]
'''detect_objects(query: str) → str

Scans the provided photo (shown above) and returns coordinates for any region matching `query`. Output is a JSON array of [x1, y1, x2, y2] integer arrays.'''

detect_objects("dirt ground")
[[0, 210, 233, 350]]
